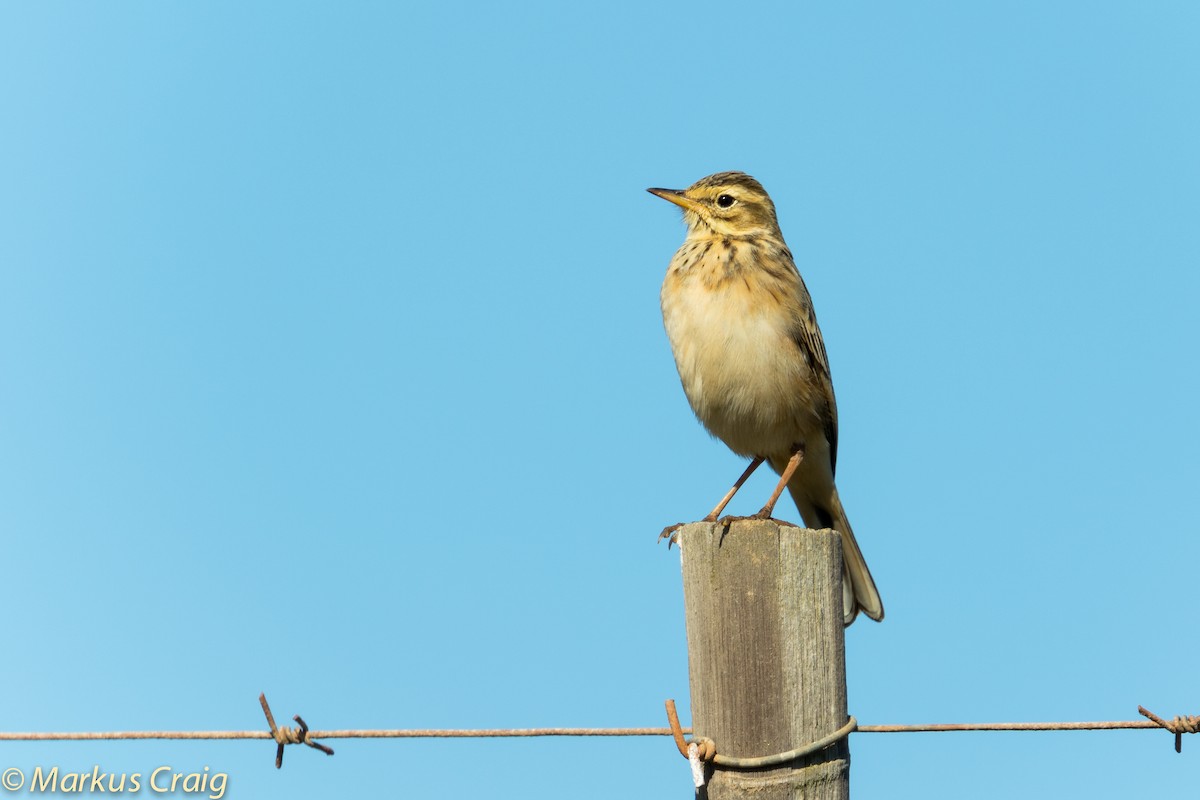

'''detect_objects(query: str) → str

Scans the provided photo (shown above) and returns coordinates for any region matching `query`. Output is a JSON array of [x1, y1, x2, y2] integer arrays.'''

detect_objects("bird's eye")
[[716, 194, 736, 208]]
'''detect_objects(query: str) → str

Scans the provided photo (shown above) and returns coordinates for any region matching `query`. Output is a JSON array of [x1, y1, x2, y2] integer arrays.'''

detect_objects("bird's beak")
[[647, 187, 704, 214]]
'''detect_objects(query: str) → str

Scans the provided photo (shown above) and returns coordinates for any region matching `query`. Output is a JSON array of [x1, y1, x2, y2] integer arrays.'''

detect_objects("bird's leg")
[[752, 446, 804, 520], [659, 456, 767, 547], [703, 456, 765, 521]]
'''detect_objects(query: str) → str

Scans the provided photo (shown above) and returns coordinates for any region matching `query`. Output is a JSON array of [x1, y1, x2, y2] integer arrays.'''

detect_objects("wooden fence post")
[[679, 519, 850, 800]]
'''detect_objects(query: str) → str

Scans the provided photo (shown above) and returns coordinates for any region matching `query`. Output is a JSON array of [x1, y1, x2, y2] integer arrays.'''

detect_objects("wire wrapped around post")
[[665, 699, 857, 768]]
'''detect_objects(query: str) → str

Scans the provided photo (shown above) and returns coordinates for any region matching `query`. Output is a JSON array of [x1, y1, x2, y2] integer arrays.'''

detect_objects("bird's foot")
[[658, 523, 685, 549], [727, 512, 800, 528]]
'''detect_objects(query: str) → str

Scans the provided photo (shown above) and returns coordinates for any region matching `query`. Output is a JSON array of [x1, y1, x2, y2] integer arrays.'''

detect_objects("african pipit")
[[649, 171, 883, 625]]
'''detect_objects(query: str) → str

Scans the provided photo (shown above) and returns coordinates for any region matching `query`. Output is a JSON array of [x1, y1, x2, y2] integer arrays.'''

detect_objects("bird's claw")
[[658, 523, 685, 549]]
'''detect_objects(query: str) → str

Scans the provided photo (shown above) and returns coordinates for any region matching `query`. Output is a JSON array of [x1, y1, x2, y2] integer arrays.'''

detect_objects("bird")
[[649, 171, 883, 625]]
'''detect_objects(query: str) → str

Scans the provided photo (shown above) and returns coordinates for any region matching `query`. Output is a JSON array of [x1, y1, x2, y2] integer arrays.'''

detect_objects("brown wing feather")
[[787, 270, 839, 476]]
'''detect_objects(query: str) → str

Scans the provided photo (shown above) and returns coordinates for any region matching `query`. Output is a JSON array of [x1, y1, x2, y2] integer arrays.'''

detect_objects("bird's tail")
[[790, 481, 884, 626]]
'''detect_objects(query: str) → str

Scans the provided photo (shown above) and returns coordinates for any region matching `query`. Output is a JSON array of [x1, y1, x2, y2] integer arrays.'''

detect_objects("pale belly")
[[661, 276, 823, 459]]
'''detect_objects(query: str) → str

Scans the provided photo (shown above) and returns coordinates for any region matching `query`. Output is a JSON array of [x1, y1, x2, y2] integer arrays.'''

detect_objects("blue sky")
[[1, 2, 1198, 798]]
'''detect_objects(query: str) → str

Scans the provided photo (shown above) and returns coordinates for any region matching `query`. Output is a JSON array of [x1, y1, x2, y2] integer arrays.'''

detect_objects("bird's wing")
[[788, 272, 840, 476]]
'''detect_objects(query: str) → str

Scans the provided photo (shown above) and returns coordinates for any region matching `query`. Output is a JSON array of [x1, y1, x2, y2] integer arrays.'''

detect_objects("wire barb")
[[1138, 706, 1200, 753], [259, 694, 335, 768], [665, 700, 715, 760]]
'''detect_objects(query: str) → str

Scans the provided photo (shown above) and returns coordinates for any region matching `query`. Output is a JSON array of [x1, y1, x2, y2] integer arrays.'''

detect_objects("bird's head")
[[648, 172, 783, 239]]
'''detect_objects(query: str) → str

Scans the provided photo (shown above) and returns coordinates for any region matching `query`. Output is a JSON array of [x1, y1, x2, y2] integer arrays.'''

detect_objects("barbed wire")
[[0, 696, 1192, 768]]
